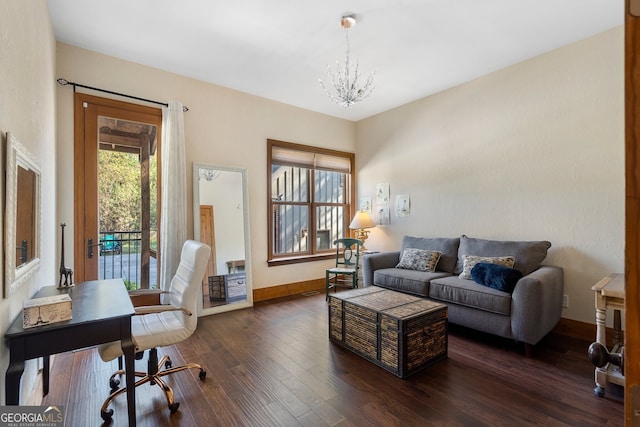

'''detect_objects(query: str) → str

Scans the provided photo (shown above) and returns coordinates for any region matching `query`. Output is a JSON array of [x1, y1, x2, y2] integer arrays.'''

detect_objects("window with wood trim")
[[267, 139, 355, 265]]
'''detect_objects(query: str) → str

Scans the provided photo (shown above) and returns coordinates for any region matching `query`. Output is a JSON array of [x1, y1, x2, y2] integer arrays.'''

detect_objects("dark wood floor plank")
[[41, 292, 623, 426]]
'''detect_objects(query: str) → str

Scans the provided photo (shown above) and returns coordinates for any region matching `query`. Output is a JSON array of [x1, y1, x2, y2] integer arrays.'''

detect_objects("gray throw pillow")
[[454, 235, 551, 276]]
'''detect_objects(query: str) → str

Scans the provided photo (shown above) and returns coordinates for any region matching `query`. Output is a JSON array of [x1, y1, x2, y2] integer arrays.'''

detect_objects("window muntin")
[[268, 140, 354, 263]]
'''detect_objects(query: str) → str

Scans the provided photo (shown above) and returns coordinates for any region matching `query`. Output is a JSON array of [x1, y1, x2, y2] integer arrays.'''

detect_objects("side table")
[[591, 273, 625, 397]]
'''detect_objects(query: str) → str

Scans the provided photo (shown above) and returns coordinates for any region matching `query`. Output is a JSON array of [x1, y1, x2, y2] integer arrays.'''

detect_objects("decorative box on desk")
[[329, 286, 448, 378], [23, 293, 72, 328]]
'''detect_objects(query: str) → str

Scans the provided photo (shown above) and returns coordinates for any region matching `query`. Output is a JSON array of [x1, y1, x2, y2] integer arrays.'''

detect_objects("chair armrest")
[[134, 304, 193, 316], [510, 265, 564, 345], [128, 289, 169, 307], [362, 251, 401, 287]]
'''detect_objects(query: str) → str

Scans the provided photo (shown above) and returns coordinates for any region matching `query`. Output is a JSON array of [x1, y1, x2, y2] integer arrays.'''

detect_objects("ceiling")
[[47, 0, 623, 122]]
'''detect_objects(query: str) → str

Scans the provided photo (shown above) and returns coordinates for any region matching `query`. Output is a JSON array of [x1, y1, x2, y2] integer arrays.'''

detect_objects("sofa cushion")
[[459, 255, 515, 279], [401, 236, 460, 274], [429, 276, 512, 316], [454, 235, 551, 276], [374, 268, 451, 297], [471, 262, 523, 293], [396, 248, 441, 272]]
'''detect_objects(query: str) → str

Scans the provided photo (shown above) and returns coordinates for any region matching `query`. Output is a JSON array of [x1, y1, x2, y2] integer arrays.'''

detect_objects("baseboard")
[[253, 278, 325, 302], [253, 283, 613, 346], [552, 317, 617, 347]]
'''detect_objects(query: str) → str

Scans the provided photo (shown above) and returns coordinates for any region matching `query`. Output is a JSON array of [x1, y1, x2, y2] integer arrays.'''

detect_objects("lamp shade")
[[349, 210, 375, 230]]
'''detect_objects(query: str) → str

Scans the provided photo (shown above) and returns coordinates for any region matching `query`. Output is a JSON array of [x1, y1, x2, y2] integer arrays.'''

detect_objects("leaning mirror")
[[5, 132, 41, 297], [193, 163, 252, 316]]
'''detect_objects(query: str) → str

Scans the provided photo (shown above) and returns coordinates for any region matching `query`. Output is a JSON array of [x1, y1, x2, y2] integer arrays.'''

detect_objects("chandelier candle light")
[[319, 14, 375, 108]]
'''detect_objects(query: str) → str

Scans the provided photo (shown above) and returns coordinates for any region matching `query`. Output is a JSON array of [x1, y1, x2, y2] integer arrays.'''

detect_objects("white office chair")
[[97, 240, 211, 421]]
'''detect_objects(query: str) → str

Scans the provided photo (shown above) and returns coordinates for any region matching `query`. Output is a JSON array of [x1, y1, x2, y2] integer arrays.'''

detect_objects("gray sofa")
[[362, 235, 564, 355]]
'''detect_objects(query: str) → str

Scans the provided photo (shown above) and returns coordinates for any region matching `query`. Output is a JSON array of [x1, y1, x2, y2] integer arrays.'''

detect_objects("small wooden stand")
[[591, 273, 625, 397]]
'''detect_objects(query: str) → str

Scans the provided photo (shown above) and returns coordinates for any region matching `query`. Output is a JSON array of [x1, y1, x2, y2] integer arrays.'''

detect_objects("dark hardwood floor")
[[42, 291, 623, 426]]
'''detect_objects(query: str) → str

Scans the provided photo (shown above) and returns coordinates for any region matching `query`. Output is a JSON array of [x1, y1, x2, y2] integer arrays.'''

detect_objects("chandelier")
[[319, 15, 375, 108], [199, 168, 221, 182]]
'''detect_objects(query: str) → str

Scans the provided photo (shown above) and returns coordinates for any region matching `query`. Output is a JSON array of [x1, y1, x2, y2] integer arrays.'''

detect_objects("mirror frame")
[[193, 163, 253, 316], [5, 132, 41, 297]]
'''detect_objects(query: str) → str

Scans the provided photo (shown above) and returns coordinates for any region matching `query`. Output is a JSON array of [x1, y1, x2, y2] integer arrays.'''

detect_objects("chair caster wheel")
[[109, 378, 120, 391], [594, 386, 605, 397], [101, 409, 114, 421], [169, 402, 180, 413], [165, 358, 172, 369], [199, 369, 206, 380]]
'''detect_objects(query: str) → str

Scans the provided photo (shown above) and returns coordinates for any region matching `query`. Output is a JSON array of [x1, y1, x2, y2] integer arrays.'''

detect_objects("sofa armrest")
[[362, 251, 401, 287], [510, 265, 564, 345]]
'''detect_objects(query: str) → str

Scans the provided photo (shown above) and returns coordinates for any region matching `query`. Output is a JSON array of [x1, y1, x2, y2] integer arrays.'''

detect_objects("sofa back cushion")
[[401, 236, 460, 273], [454, 235, 551, 276]]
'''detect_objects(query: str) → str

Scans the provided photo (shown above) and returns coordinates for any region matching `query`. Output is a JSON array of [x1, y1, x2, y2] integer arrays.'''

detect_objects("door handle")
[[87, 238, 102, 259]]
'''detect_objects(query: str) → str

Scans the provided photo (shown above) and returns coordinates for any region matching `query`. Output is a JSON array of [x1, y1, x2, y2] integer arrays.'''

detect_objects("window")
[[268, 139, 355, 265]]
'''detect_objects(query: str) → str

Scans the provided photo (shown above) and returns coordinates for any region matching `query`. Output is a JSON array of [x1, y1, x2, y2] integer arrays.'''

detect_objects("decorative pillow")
[[471, 262, 523, 293], [454, 235, 551, 276], [401, 236, 460, 273], [459, 255, 515, 280], [396, 248, 442, 272]]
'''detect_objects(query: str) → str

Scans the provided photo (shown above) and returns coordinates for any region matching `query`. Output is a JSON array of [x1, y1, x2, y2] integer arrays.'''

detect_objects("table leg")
[[595, 307, 606, 346], [121, 320, 136, 427], [594, 306, 607, 396], [43, 355, 50, 396], [613, 309, 623, 347], [5, 359, 25, 405]]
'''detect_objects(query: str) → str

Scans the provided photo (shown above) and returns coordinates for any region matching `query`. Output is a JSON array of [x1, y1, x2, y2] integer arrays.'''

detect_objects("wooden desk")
[[4, 279, 137, 426], [591, 273, 625, 397]]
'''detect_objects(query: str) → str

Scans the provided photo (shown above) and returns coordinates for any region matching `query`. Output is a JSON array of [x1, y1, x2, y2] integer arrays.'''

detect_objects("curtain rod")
[[56, 78, 189, 112]]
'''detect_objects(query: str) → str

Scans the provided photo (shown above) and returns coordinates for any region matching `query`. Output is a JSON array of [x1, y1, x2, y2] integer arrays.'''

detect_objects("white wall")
[[355, 27, 624, 324], [55, 43, 355, 291], [0, 0, 57, 404], [198, 170, 245, 274]]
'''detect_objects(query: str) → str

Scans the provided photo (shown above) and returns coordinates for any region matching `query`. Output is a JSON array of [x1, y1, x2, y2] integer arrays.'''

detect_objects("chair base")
[[100, 348, 206, 421]]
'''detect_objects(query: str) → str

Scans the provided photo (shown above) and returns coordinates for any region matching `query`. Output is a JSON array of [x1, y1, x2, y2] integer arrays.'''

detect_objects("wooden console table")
[[591, 273, 625, 397]]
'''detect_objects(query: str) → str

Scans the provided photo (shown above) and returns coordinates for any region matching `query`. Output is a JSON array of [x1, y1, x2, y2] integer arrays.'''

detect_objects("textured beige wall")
[[0, 0, 57, 404], [55, 42, 355, 292], [355, 27, 624, 324]]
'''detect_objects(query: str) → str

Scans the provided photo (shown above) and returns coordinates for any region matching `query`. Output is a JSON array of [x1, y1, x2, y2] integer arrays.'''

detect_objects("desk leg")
[[6, 338, 26, 405], [121, 320, 136, 427], [5, 359, 25, 405], [43, 355, 50, 396]]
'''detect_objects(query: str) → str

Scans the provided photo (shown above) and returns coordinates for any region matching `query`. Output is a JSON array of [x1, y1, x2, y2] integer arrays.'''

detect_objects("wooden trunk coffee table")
[[328, 286, 448, 378]]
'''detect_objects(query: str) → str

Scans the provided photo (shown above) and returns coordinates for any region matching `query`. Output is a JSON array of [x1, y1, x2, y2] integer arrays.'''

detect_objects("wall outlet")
[[562, 294, 569, 308]]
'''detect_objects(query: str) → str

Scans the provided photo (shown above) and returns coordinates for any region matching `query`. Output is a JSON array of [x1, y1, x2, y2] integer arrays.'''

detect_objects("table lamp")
[[349, 210, 376, 250]]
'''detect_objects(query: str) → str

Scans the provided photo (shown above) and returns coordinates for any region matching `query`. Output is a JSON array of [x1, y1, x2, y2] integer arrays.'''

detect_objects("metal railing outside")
[[98, 231, 157, 289]]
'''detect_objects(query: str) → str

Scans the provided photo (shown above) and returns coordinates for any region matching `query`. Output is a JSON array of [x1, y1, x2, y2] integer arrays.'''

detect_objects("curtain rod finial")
[[56, 78, 69, 86]]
